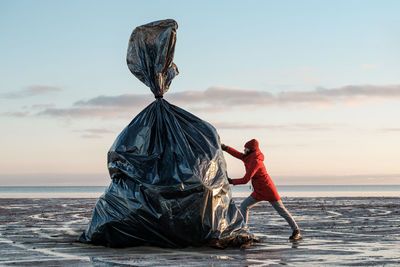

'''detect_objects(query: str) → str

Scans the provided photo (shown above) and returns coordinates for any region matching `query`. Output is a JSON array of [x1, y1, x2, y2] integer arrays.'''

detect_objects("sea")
[[0, 185, 399, 198]]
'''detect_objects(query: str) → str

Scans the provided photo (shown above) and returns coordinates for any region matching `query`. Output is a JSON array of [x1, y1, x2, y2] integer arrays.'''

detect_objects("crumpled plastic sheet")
[[79, 19, 254, 248]]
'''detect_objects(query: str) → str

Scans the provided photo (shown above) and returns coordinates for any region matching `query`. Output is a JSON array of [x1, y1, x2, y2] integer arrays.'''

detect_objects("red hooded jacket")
[[225, 141, 280, 202]]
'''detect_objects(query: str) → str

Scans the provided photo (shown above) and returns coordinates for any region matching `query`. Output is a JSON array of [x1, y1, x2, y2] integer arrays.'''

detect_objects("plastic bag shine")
[[79, 19, 253, 248]]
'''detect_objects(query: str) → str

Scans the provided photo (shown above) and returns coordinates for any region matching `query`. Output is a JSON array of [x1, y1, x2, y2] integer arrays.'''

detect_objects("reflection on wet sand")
[[0, 197, 399, 266]]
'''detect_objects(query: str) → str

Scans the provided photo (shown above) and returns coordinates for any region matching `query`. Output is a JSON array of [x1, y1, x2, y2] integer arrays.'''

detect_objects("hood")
[[245, 139, 259, 151]]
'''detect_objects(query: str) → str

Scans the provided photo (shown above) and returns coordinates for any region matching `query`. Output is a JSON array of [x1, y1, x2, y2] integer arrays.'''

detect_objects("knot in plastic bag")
[[127, 19, 179, 97]]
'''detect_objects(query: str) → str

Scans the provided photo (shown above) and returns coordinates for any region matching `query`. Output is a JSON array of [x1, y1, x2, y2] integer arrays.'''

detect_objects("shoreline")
[[1, 184, 400, 198]]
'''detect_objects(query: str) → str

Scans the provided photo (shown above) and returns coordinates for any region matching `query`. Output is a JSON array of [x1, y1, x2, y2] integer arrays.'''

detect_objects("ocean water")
[[0, 185, 399, 198]]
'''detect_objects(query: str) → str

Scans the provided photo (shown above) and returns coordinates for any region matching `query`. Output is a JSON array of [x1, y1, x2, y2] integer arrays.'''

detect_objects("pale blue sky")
[[1, 0, 400, 185]]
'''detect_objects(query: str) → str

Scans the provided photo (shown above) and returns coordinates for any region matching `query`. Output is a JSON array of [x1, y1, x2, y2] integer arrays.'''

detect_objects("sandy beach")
[[1, 197, 399, 266]]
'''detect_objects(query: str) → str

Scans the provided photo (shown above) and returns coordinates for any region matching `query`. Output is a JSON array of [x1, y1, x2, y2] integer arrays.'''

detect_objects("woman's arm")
[[224, 146, 244, 160], [232, 160, 259, 185]]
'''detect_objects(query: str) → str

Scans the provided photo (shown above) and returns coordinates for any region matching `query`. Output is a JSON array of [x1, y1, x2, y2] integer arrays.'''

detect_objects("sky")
[[1, 0, 400, 186]]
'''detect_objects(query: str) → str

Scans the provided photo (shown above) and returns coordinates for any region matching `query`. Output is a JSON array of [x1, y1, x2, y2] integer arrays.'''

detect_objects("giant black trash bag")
[[79, 19, 254, 248]]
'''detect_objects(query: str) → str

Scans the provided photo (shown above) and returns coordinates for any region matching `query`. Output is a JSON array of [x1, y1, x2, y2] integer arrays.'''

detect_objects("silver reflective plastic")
[[79, 19, 254, 248]]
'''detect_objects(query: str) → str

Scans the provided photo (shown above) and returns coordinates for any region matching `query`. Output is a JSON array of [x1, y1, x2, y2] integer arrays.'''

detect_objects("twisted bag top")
[[127, 19, 179, 98]]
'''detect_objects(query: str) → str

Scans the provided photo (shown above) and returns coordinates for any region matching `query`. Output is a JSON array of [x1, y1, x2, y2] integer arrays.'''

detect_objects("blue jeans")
[[240, 196, 299, 230]]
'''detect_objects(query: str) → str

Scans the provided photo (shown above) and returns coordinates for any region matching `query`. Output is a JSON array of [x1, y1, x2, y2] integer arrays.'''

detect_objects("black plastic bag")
[[79, 19, 253, 248]]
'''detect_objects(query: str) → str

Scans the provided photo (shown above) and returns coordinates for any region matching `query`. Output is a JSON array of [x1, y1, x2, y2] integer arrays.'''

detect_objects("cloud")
[[37, 107, 136, 119], [313, 85, 400, 97], [274, 84, 400, 106], [30, 103, 56, 109], [81, 134, 103, 139], [75, 128, 116, 138], [214, 122, 338, 131], [33, 84, 400, 119], [82, 128, 115, 134], [1, 85, 62, 99], [0, 111, 30, 117], [74, 94, 151, 107], [173, 84, 400, 111], [379, 127, 400, 132], [71, 88, 274, 108], [34, 94, 153, 119], [170, 87, 275, 106], [36, 88, 269, 119], [170, 84, 400, 107], [361, 63, 379, 70], [1, 103, 55, 118]]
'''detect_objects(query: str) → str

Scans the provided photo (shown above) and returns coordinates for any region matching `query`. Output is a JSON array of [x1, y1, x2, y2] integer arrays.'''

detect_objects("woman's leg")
[[240, 196, 261, 224], [270, 200, 299, 230]]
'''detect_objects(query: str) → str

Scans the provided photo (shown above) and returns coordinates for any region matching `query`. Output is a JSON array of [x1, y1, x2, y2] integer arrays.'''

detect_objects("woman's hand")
[[221, 143, 227, 151]]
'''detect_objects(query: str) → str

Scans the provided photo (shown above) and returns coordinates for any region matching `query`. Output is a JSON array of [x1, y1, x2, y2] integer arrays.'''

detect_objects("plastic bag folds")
[[79, 19, 254, 248]]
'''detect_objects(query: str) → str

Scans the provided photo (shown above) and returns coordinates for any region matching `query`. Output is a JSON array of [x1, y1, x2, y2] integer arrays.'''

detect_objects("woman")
[[221, 139, 302, 240]]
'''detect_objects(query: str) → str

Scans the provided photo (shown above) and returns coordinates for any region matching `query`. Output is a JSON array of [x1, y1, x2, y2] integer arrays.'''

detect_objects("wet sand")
[[1, 197, 399, 266]]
